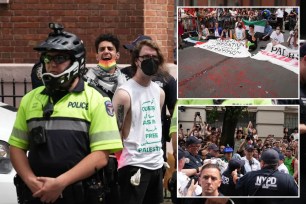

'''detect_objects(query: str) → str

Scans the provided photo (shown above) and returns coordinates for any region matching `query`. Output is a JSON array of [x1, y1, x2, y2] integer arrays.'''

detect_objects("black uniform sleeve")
[[164, 76, 177, 116], [235, 173, 248, 196], [287, 176, 298, 196]]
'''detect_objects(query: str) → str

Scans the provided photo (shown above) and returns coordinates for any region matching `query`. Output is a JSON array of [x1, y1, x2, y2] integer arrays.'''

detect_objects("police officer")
[[236, 149, 297, 200], [9, 23, 123, 204], [220, 158, 244, 196], [183, 136, 203, 174]]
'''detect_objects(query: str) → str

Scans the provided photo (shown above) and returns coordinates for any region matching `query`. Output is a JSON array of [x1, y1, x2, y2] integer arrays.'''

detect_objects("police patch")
[[105, 100, 114, 117]]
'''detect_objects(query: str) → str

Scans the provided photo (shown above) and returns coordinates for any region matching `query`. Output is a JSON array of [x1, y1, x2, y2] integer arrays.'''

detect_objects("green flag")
[[242, 19, 266, 33]]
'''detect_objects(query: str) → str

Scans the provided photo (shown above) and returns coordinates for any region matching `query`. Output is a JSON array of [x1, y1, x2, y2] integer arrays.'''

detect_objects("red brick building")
[[0, 0, 175, 64]]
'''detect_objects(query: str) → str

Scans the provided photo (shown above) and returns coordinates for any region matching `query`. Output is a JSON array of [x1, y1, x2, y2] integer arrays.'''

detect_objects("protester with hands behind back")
[[9, 23, 123, 204], [83, 33, 128, 204], [112, 39, 165, 204]]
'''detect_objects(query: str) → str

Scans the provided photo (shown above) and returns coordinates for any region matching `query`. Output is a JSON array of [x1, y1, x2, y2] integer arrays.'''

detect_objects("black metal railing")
[[0, 78, 31, 107]]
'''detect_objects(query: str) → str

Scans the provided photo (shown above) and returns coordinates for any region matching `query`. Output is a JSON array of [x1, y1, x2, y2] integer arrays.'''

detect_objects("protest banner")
[[195, 39, 251, 58], [251, 43, 299, 74]]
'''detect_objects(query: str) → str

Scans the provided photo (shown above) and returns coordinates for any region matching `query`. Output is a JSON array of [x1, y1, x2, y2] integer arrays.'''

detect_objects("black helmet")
[[34, 23, 86, 92]]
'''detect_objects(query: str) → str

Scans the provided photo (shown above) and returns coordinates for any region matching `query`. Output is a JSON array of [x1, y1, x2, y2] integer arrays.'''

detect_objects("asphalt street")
[[178, 32, 298, 98]]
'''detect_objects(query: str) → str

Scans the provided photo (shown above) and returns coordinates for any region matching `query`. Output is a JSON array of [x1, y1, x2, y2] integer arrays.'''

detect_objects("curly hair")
[[94, 33, 120, 53]]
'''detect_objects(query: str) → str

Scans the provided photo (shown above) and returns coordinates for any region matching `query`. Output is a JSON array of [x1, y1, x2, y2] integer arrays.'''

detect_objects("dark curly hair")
[[94, 33, 120, 53]]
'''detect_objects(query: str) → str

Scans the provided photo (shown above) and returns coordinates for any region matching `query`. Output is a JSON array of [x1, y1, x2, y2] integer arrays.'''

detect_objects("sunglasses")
[[41, 54, 71, 65], [138, 55, 159, 62]]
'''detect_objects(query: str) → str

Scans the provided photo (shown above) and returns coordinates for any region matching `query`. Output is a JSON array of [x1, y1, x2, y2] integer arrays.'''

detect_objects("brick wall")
[[0, 0, 175, 64]]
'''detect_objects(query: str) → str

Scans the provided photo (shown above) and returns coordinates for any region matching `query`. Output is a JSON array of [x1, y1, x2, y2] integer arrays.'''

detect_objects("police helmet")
[[223, 145, 233, 153], [34, 23, 86, 91]]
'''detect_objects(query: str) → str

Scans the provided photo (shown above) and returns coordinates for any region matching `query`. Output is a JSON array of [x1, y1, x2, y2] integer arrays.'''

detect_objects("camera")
[[186, 175, 199, 189], [29, 126, 47, 147], [49, 23, 64, 35]]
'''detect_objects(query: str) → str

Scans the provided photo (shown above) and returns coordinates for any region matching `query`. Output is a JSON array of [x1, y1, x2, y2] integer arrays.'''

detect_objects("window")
[[284, 113, 298, 133]]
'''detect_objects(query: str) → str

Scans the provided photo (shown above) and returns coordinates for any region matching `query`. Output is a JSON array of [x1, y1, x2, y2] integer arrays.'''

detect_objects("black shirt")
[[220, 169, 238, 196], [183, 153, 203, 170], [246, 31, 258, 48], [236, 167, 298, 196]]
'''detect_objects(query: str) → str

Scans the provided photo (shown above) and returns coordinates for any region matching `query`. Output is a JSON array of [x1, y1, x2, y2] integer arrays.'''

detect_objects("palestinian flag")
[[242, 19, 266, 33]]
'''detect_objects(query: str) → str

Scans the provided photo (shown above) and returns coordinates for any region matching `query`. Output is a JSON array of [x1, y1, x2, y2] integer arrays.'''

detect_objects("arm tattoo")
[[117, 104, 124, 131]]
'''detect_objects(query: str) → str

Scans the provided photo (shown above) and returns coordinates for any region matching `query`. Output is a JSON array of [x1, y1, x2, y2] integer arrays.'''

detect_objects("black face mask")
[[140, 58, 159, 76]]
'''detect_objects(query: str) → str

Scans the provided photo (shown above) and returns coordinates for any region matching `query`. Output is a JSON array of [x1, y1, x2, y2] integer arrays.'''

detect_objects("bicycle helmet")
[[34, 23, 86, 92]]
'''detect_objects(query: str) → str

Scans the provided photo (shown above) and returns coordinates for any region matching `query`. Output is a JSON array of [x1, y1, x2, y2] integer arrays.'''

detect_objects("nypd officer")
[[220, 158, 245, 196], [183, 136, 203, 174], [236, 149, 298, 203], [9, 23, 123, 204]]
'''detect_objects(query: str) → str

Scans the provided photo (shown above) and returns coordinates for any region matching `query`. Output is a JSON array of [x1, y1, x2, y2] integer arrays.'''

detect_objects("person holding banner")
[[221, 27, 233, 40], [213, 22, 222, 38], [260, 21, 273, 41], [234, 22, 246, 41], [198, 24, 210, 40], [245, 24, 258, 52], [270, 26, 284, 46]]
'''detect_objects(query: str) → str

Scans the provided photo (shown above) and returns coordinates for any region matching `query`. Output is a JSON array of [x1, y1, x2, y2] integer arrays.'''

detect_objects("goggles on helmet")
[[41, 54, 72, 65]]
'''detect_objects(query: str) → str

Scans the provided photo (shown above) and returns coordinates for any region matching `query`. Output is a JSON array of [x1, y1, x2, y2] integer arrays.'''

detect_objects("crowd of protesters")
[[178, 7, 299, 50], [177, 112, 299, 198]]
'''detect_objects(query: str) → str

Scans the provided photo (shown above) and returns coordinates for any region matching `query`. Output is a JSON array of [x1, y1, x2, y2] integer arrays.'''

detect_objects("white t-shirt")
[[292, 132, 299, 141], [235, 28, 245, 40], [116, 79, 164, 170], [242, 157, 261, 173], [278, 163, 289, 174], [270, 31, 284, 44], [276, 9, 284, 18]]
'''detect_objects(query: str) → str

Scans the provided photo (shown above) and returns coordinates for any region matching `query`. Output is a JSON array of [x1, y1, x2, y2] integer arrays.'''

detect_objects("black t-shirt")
[[246, 31, 258, 47], [183, 153, 203, 170], [220, 169, 238, 196]]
